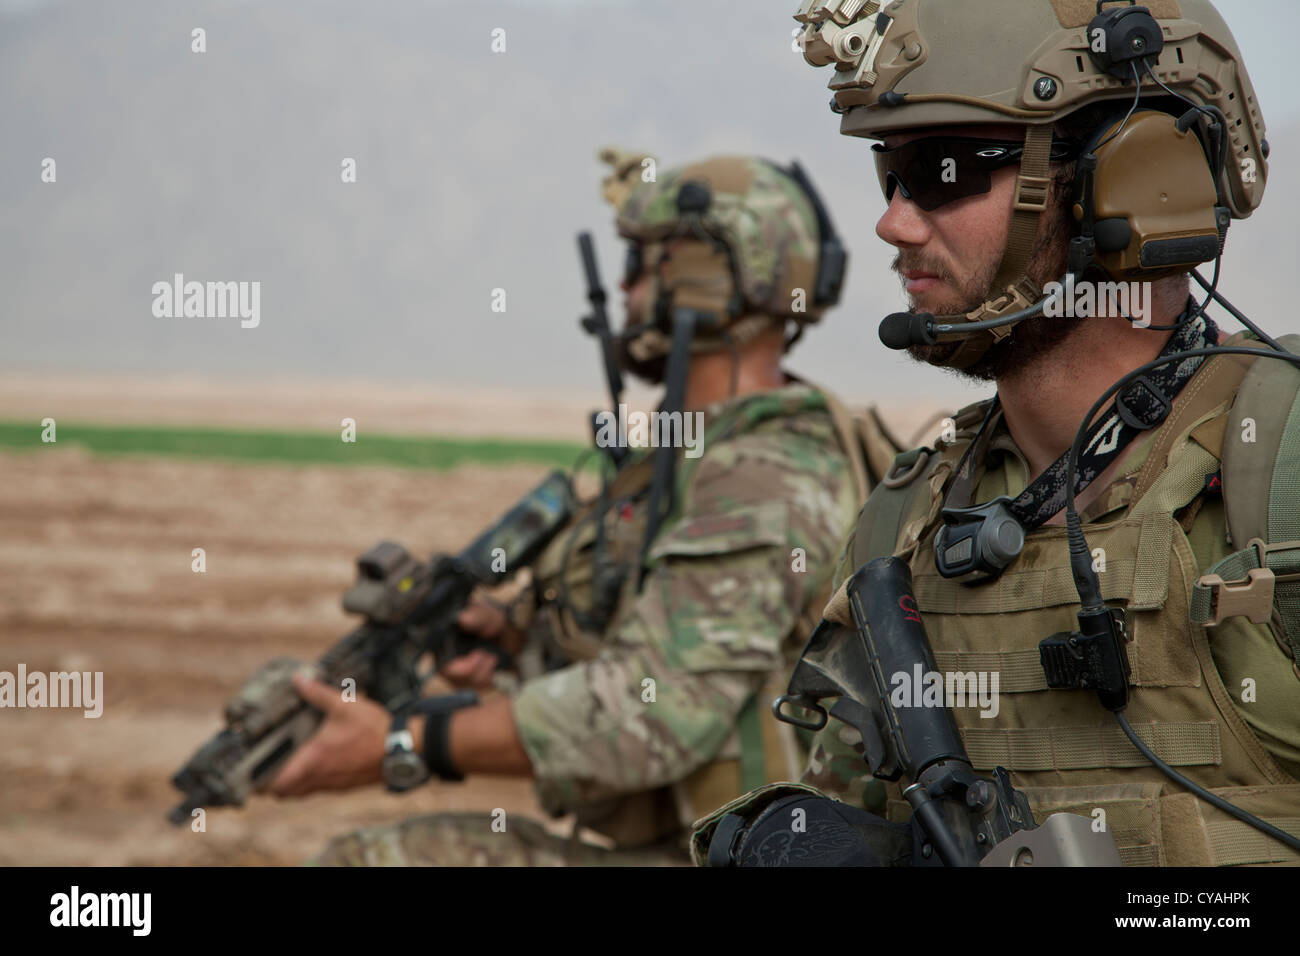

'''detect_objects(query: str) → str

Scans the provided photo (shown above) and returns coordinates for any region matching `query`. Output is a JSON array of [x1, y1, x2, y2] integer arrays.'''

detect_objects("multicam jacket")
[[510, 381, 861, 847]]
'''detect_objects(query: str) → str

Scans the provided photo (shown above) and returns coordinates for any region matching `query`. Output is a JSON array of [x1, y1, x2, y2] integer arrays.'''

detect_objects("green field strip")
[[0, 420, 590, 471]]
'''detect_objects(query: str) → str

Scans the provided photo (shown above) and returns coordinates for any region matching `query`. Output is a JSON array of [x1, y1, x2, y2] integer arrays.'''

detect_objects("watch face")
[[383, 752, 429, 791], [383, 732, 429, 792]]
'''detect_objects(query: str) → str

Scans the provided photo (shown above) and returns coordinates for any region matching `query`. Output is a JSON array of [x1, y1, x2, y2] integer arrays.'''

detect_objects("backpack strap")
[[1190, 334, 1300, 669], [853, 447, 932, 567], [850, 399, 993, 567]]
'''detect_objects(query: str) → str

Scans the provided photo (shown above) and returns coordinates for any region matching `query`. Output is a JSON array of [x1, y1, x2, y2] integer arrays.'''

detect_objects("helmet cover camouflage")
[[615, 156, 832, 327]]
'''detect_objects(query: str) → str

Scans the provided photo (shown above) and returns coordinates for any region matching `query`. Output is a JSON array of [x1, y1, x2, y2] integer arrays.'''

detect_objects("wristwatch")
[[381, 691, 480, 792], [382, 713, 429, 792]]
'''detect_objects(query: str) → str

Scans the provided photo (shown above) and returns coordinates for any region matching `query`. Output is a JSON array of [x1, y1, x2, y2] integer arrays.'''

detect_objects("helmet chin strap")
[[931, 124, 1056, 370]]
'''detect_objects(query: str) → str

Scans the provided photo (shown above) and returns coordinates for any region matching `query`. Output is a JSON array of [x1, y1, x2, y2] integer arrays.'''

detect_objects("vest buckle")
[[1196, 567, 1276, 627]]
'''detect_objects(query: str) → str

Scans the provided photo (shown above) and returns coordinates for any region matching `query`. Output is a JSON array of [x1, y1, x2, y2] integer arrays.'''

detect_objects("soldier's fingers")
[[267, 748, 312, 797], [470, 655, 498, 687], [292, 674, 348, 713], [456, 602, 506, 638], [441, 650, 496, 688], [440, 654, 479, 685]]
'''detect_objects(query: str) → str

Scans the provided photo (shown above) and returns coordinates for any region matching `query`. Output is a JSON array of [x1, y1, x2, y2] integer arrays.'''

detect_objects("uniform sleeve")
[[512, 414, 857, 809]]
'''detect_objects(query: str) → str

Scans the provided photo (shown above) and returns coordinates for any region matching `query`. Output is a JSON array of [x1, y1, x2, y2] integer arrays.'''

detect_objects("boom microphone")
[[878, 312, 936, 350], [879, 293, 1057, 352]]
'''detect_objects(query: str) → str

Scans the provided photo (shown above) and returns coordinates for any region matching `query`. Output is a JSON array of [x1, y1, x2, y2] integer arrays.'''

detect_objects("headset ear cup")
[[1070, 110, 1132, 277], [816, 236, 847, 306], [784, 159, 846, 311], [1081, 111, 1221, 280]]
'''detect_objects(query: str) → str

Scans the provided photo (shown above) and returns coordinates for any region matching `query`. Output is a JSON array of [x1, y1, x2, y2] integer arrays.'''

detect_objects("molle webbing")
[[932, 620, 1201, 692], [961, 720, 1220, 772], [1018, 782, 1300, 867]]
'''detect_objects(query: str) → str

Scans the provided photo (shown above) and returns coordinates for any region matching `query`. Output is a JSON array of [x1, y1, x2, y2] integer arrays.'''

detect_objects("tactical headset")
[[784, 160, 850, 311], [1068, 3, 1233, 281]]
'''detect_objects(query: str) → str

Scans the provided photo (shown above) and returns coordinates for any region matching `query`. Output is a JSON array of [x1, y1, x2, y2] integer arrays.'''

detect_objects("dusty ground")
[[0, 445, 562, 866], [0, 378, 947, 866]]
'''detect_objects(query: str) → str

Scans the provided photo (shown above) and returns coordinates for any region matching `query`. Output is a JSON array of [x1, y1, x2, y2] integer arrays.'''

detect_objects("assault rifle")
[[167, 470, 575, 824], [773, 557, 1122, 866]]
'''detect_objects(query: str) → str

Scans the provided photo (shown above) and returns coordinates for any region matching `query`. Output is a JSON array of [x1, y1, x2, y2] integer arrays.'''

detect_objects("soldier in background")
[[266, 150, 904, 864]]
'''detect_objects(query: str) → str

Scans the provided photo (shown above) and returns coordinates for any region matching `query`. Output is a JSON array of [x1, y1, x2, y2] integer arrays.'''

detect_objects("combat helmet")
[[793, 0, 1268, 368], [600, 148, 848, 378]]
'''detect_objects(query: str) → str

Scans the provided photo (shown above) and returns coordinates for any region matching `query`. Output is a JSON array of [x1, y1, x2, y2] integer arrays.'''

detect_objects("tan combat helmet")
[[599, 148, 848, 371], [793, 0, 1268, 367]]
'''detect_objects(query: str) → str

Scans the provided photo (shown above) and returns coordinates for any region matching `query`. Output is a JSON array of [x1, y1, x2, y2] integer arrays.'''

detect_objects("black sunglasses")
[[872, 136, 1079, 212]]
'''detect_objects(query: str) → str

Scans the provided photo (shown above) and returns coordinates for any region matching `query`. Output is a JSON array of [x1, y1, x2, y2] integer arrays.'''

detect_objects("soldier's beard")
[[898, 196, 1080, 383]]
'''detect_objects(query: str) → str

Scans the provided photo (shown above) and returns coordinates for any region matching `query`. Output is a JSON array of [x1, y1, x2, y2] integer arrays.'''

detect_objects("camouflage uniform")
[[314, 382, 861, 865]]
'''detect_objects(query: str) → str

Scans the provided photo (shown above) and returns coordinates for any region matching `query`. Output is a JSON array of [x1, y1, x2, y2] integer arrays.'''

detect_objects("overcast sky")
[[2, 0, 1296, 407]]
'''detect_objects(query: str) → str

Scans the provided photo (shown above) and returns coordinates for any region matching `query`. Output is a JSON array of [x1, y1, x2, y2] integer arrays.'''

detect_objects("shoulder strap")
[[852, 447, 936, 567], [1191, 334, 1300, 668], [849, 399, 992, 568], [1128, 342, 1259, 504]]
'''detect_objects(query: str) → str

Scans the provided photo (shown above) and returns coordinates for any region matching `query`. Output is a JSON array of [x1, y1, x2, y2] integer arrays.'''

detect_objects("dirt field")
[[0, 445, 561, 866]]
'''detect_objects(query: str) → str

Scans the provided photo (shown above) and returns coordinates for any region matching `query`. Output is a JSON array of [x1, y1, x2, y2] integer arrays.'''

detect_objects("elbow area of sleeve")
[[511, 636, 767, 809]]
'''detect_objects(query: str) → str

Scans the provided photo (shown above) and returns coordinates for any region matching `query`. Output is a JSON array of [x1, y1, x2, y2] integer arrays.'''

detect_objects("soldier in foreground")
[[265, 151, 900, 864], [697, 0, 1300, 867]]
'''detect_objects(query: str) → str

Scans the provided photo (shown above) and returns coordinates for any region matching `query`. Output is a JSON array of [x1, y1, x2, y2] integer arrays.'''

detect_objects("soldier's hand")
[[443, 602, 526, 689], [265, 675, 390, 798]]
